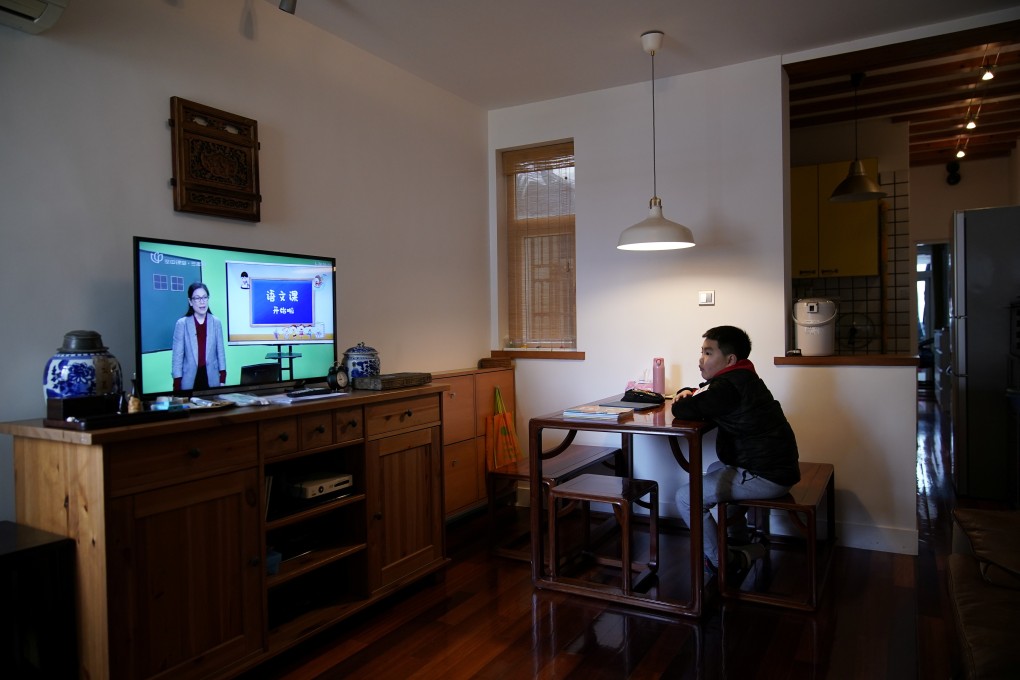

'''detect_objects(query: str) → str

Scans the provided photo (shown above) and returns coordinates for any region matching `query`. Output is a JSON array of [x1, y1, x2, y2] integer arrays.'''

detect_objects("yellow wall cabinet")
[[792, 159, 881, 278]]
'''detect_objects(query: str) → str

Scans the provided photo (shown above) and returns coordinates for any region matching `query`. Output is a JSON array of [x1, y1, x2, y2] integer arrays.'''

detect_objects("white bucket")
[[793, 298, 838, 356]]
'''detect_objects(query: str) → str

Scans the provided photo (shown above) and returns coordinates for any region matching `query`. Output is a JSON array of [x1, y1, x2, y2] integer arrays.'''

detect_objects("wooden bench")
[[547, 474, 659, 595], [487, 443, 621, 562], [717, 461, 836, 610]]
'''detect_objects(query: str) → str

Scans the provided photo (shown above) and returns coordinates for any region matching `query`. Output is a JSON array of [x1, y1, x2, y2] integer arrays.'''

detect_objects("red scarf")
[[194, 316, 207, 368], [712, 358, 756, 380]]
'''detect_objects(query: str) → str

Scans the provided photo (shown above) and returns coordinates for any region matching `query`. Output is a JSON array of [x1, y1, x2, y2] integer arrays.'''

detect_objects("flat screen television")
[[133, 236, 337, 399]]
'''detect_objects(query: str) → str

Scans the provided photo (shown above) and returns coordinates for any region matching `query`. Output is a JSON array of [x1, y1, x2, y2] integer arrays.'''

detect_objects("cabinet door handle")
[[314, 424, 326, 434], [373, 512, 383, 520], [277, 432, 289, 442], [248, 556, 261, 567], [187, 448, 201, 459], [344, 419, 359, 430], [404, 410, 413, 418]]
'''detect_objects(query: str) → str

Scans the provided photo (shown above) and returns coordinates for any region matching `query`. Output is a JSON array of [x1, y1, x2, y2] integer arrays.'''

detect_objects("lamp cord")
[[651, 49, 657, 200], [850, 72, 864, 160], [853, 83, 859, 159]]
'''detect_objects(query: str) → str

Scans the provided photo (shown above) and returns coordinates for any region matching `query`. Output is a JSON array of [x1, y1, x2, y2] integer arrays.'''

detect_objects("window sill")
[[491, 349, 586, 361]]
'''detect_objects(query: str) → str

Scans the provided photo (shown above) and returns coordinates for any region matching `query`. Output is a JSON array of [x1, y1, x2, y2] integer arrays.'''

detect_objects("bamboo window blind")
[[502, 142, 576, 349]]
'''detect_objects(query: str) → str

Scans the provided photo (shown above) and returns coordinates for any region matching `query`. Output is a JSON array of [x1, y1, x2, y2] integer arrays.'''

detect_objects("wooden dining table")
[[528, 395, 715, 617]]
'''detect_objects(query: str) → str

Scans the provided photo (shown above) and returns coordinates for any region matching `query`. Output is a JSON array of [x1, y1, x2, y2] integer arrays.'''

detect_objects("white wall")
[[911, 157, 1015, 243], [0, 0, 489, 519], [490, 58, 919, 554]]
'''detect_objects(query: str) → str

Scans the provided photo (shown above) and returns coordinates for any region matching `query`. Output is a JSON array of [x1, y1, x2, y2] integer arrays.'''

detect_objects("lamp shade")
[[618, 30, 696, 252], [617, 199, 695, 251], [829, 160, 885, 203]]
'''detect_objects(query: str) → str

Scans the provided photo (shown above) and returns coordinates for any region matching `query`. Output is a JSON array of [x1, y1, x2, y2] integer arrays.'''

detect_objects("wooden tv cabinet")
[[0, 384, 449, 680]]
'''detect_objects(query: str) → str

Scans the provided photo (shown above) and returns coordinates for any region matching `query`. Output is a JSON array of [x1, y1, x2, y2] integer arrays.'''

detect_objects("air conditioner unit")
[[0, 0, 67, 34]]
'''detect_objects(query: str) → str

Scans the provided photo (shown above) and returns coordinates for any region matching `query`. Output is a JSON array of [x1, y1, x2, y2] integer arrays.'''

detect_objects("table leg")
[[687, 434, 704, 612], [620, 432, 634, 477], [529, 422, 544, 582], [667, 434, 704, 610]]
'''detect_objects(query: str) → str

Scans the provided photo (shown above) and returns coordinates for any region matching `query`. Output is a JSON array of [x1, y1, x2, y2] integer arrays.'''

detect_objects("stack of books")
[[561, 404, 634, 420]]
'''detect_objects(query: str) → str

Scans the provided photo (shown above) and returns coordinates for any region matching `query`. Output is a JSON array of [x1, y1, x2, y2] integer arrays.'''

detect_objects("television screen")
[[133, 236, 337, 398]]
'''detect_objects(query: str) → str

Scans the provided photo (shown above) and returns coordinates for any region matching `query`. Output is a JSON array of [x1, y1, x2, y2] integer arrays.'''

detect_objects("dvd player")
[[287, 473, 353, 499]]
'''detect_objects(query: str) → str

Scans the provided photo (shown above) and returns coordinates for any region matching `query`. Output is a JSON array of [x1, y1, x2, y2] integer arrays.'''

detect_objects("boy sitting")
[[672, 325, 800, 577]]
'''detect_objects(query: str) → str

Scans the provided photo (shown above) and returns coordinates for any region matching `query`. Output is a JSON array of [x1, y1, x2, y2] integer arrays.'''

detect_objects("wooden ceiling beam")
[[913, 130, 1020, 149], [790, 88, 1020, 128], [790, 77, 1017, 120], [910, 120, 1020, 140], [911, 142, 1015, 167], [789, 51, 1020, 102], [892, 100, 1020, 125]]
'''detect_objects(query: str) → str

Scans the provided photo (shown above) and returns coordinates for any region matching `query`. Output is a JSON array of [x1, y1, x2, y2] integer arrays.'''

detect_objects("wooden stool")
[[487, 444, 620, 562], [547, 474, 658, 595], [717, 462, 835, 610]]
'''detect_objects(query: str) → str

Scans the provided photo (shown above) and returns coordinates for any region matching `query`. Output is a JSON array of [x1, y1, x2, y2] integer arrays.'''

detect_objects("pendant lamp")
[[829, 73, 886, 203], [617, 30, 695, 251]]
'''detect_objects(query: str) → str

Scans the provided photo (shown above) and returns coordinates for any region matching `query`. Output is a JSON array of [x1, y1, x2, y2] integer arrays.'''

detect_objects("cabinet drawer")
[[365, 395, 440, 437], [441, 376, 475, 445], [260, 417, 299, 460], [443, 439, 480, 515], [299, 412, 335, 450], [334, 406, 363, 444], [107, 424, 258, 496]]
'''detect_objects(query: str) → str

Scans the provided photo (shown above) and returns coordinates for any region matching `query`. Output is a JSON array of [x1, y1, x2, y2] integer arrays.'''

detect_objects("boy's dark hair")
[[704, 326, 752, 360]]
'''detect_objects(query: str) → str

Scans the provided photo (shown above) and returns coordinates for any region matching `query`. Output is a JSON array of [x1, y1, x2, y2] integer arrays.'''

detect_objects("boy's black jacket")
[[672, 360, 800, 486]]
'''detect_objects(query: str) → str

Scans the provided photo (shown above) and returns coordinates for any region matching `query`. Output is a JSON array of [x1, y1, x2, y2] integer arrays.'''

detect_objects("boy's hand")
[[673, 389, 694, 402]]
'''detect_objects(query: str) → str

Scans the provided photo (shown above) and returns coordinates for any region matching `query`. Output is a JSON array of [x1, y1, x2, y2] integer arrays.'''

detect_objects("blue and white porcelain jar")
[[342, 342, 380, 380], [43, 330, 123, 400]]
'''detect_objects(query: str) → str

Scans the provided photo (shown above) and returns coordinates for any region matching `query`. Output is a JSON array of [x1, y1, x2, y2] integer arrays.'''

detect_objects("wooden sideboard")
[[0, 385, 449, 680], [432, 367, 515, 519]]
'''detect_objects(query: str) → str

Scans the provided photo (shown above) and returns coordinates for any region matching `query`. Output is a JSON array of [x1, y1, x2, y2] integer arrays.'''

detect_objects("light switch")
[[698, 290, 715, 306]]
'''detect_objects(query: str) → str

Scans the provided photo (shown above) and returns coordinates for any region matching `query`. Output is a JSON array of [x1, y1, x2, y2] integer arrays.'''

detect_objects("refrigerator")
[[950, 205, 1020, 505]]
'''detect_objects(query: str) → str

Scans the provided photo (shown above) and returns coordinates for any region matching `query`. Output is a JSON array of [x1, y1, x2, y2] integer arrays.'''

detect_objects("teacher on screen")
[[172, 282, 227, 392]]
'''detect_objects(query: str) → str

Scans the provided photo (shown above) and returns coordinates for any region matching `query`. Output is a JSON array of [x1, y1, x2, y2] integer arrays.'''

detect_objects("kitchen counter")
[[768, 353, 919, 555], [774, 354, 919, 367]]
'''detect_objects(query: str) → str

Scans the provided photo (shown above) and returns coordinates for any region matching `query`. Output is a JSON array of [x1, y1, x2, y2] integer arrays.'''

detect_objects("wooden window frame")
[[499, 141, 581, 359]]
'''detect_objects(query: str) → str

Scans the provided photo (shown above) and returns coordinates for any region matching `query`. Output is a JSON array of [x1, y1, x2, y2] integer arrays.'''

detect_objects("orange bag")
[[485, 386, 521, 470]]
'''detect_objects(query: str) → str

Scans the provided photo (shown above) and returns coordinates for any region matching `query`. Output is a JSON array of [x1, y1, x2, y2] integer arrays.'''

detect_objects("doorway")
[[916, 243, 950, 402]]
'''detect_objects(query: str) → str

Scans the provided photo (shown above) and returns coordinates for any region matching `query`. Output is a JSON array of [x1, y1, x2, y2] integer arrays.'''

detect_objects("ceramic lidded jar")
[[342, 342, 380, 380], [43, 330, 123, 400]]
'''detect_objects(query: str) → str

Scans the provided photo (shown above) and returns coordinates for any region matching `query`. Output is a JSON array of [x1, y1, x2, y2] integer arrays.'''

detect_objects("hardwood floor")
[[245, 396, 963, 679]]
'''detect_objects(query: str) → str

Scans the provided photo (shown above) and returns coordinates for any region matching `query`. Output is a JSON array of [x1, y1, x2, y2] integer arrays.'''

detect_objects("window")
[[501, 141, 576, 349]]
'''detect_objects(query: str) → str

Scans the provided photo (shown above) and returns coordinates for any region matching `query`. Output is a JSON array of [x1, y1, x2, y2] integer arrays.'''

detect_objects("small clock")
[[327, 362, 349, 390]]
